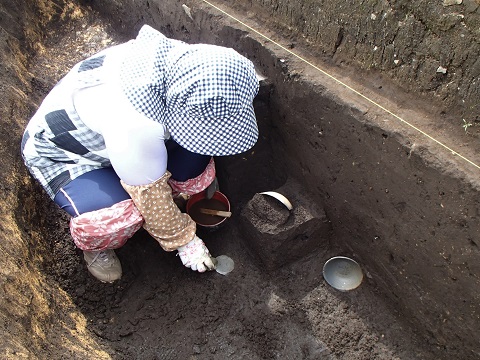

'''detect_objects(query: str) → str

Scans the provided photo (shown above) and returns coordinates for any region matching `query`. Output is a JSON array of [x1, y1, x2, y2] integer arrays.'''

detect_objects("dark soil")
[[2, 1, 479, 359], [25, 6, 435, 360]]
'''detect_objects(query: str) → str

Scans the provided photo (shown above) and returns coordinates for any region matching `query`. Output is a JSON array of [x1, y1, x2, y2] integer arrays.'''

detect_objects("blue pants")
[[55, 140, 210, 216]]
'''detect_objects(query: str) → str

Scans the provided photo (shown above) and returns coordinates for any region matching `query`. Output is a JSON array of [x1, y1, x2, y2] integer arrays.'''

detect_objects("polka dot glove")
[[178, 236, 216, 272]]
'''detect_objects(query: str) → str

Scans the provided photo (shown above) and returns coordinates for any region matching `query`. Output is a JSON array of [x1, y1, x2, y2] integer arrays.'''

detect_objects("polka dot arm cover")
[[121, 171, 196, 251]]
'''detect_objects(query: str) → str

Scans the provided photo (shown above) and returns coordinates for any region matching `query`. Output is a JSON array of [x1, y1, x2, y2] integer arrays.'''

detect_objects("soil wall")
[[226, 0, 480, 125], [0, 1, 110, 358]]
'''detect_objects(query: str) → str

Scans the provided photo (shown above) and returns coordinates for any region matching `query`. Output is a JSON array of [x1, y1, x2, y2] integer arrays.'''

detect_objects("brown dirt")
[[2, 0, 479, 359], [31, 14, 428, 359]]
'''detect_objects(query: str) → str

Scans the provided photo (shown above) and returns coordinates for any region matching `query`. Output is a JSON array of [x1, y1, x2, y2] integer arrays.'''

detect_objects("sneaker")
[[83, 250, 122, 283]]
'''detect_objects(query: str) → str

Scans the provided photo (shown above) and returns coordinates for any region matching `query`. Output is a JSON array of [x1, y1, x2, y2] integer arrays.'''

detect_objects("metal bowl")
[[323, 256, 363, 291]]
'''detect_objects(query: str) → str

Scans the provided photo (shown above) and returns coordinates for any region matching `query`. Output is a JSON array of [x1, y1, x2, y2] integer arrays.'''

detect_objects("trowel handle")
[[199, 208, 232, 218]]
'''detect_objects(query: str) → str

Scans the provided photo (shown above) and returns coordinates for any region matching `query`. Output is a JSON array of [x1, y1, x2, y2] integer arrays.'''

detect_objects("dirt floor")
[[2, 1, 480, 359]]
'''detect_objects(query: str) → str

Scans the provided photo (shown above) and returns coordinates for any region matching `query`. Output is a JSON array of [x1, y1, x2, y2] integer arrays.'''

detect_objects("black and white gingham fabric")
[[120, 25, 259, 156], [21, 52, 115, 199]]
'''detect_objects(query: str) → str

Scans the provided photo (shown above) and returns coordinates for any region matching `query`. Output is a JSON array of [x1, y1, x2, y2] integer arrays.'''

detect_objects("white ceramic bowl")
[[323, 256, 363, 291]]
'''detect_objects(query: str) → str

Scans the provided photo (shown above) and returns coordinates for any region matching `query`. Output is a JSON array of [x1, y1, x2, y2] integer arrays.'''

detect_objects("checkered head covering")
[[165, 45, 259, 156], [120, 25, 259, 156]]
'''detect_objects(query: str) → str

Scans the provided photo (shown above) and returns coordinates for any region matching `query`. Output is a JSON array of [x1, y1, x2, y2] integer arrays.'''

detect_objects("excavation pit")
[[2, 0, 480, 359]]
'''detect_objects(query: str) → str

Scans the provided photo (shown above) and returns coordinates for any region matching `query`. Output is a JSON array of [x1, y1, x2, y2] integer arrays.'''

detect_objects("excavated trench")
[[3, 0, 480, 359]]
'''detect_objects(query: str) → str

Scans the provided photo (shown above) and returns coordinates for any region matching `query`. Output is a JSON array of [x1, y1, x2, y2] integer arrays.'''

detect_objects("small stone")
[[437, 66, 448, 74], [182, 4, 193, 20], [119, 329, 133, 337], [443, 0, 462, 6]]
